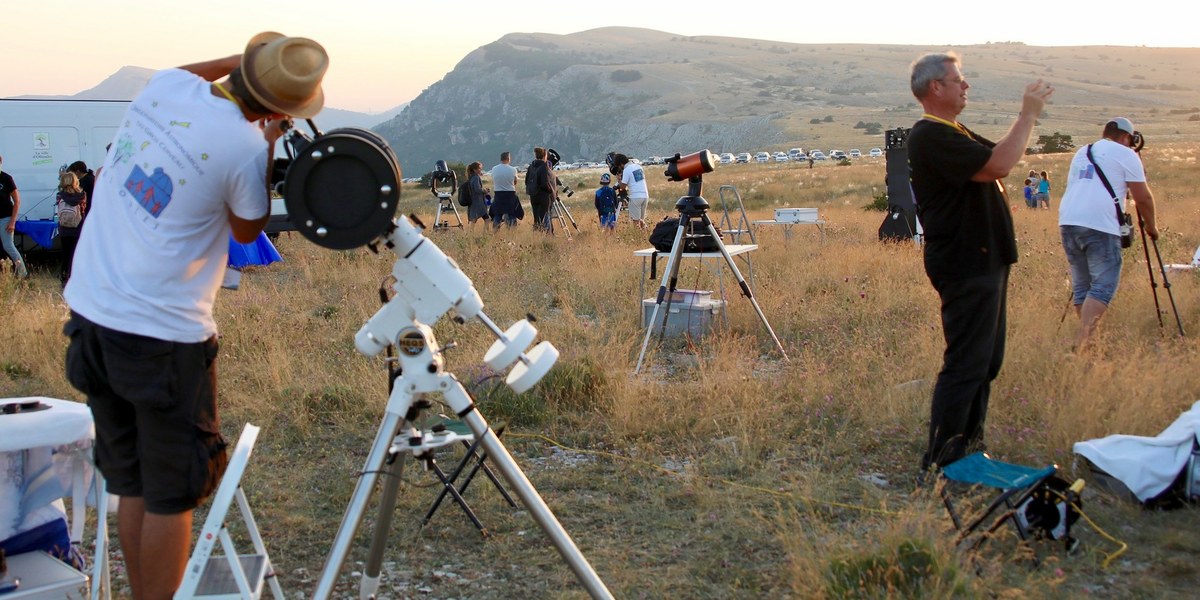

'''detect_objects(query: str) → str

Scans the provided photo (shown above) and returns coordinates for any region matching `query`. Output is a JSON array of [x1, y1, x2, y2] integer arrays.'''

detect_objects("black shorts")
[[63, 312, 228, 514]]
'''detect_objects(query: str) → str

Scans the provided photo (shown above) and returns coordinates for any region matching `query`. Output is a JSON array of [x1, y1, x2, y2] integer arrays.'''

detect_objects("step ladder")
[[175, 424, 283, 599], [717, 185, 756, 245]]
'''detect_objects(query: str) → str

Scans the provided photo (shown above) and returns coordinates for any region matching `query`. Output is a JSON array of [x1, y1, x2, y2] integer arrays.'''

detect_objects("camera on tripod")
[[429, 159, 457, 199]]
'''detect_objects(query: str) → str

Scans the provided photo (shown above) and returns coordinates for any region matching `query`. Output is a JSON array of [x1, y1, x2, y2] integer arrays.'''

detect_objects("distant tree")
[[863, 123, 882, 135], [822, 115, 834, 123], [810, 118, 823, 124], [1036, 132, 1075, 154]]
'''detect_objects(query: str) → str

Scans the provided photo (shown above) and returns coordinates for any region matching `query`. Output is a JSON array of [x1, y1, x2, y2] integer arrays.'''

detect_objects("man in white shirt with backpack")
[[1058, 117, 1158, 351]]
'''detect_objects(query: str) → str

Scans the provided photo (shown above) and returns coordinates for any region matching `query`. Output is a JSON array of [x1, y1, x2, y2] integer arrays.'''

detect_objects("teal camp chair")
[[940, 452, 1076, 555]]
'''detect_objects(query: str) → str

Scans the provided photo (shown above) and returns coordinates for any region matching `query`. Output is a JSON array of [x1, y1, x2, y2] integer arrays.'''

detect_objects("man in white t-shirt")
[[612, 153, 650, 230], [62, 32, 327, 598], [489, 151, 520, 229], [1058, 117, 1158, 351]]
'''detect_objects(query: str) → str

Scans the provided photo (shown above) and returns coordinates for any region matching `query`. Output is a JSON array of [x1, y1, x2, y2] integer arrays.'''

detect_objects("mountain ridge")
[[375, 28, 1200, 170]]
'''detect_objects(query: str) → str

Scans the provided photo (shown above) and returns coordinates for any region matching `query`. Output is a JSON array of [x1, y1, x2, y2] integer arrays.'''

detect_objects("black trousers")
[[923, 265, 1009, 470]]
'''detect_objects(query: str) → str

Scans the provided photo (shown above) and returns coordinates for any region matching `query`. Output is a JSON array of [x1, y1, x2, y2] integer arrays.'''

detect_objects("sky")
[[3, 1, 1192, 114]]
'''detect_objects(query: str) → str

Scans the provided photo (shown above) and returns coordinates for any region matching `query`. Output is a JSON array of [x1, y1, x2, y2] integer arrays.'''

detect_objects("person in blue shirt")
[[595, 173, 617, 231]]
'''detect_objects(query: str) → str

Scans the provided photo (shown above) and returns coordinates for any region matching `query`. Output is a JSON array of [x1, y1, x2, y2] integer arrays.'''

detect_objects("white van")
[[0, 99, 126, 223], [0, 99, 293, 249]]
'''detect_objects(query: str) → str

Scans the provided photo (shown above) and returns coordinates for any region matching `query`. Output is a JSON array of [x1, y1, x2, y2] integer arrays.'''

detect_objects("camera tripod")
[[312, 216, 612, 600], [432, 192, 464, 231], [1137, 213, 1186, 336], [634, 174, 789, 374], [549, 193, 580, 238]]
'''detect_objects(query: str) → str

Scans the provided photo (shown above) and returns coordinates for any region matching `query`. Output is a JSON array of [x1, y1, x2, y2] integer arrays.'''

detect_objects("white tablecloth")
[[0, 397, 95, 544]]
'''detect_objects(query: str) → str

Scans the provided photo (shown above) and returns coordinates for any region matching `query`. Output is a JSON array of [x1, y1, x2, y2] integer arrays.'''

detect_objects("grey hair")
[[911, 52, 960, 99]]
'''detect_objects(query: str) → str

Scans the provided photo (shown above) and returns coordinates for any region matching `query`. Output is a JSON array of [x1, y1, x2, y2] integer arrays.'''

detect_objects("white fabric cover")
[[1074, 400, 1200, 502]]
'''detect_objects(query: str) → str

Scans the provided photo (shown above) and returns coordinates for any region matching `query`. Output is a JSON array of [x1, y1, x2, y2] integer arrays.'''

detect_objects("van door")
[[1, 126, 83, 220]]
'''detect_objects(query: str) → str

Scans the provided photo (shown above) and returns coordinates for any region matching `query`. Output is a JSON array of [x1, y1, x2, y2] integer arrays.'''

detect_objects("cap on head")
[[600, 173, 611, 184], [1108, 117, 1136, 136], [241, 31, 328, 118]]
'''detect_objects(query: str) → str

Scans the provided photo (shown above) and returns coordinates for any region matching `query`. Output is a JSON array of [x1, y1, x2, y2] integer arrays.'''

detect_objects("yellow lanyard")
[[214, 82, 239, 107], [922, 113, 973, 139]]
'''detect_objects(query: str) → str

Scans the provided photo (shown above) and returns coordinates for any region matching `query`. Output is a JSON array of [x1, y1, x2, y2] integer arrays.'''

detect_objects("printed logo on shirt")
[[124, 165, 175, 217], [632, 167, 644, 183], [1078, 164, 1095, 180]]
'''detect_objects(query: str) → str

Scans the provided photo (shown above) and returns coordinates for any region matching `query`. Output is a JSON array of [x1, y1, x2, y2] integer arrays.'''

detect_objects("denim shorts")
[[1061, 225, 1123, 305]]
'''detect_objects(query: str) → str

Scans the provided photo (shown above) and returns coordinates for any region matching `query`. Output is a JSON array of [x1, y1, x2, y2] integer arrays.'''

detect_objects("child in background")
[[1023, 178, 1035, 208], [595, 173, 617, 231], [1037, 170, 1051, 209]]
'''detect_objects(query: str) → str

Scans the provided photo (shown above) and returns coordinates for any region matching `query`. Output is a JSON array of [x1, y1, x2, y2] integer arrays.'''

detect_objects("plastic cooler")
[[642, 290, 725, 337]]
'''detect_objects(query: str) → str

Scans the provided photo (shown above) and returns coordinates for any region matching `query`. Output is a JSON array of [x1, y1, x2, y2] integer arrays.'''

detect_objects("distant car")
[[736, 152, 752, 163], [773, 152, 790, 162], [848, 149, 862, 159], [719, 152, 735, 164], [809, 150, 827, 161], [829, 150, 847, 161], [755, 152, 771, 163], [869, 148, 883, 158], [787, 148, 805, 161]]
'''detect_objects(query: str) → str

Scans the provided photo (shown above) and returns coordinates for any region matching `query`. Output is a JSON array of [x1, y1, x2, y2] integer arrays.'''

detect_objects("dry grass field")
[[3, 143, 1200, 598]]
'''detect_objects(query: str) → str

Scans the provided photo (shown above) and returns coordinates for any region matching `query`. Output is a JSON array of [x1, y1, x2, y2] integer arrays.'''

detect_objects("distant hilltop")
[[7, 66, 406, 131], [375, 27, 1200, 169]]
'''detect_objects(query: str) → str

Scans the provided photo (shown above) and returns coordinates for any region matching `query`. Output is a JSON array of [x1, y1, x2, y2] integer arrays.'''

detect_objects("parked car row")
[[708, 147, 885, 165]]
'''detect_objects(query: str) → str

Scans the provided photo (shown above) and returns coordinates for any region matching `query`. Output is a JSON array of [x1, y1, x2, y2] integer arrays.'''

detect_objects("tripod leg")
[[561, 200, 580, 230], [1149, 236, 1186, 336], [361, 446, 411, 599], [1138, 216, 1164, 327], [314, 411, 405, 600], [458, 409, 614, 599], [635, 220, 691, 374], [699, 213, 790, 361]]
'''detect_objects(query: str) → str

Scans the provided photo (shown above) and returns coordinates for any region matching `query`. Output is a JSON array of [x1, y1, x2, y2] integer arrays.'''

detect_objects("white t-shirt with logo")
[[1058, 138, 1146, 236], [489, 162, 518, 192], [622, 163, 648, 199], [65, 68, 269, 343]]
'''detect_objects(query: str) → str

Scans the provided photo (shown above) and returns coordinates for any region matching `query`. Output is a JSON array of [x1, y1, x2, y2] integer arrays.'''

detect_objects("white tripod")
[[312, 213, 613, 600], [431, 191, 464, 231]]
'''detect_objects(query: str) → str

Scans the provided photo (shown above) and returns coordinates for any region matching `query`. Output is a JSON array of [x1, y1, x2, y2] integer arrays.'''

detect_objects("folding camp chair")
[[940, 452, 1081, 558], [419, 418, 517, 537], [175, 424, 283, 599]]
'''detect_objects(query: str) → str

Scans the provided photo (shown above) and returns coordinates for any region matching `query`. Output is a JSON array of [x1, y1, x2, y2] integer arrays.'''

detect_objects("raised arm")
[[972, 80, 1054, 182], [178, 55, 241, 82]]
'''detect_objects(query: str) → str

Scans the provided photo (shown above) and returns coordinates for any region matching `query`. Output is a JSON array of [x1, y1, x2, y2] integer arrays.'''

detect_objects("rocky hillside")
[[376, 27, 1200, 170]]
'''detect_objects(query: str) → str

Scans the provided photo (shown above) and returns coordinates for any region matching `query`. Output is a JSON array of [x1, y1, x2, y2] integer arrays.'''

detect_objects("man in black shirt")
[[0, 155, 29, 278], [907, 52, 1053, 471]]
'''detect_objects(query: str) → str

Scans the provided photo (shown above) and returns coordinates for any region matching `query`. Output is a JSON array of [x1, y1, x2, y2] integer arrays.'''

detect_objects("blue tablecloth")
[[14, 220, 57, 249], [228, 232, 282, 268]]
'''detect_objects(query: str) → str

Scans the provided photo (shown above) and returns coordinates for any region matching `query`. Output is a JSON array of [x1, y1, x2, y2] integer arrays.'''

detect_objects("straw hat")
[[241, 31, 328, 118]]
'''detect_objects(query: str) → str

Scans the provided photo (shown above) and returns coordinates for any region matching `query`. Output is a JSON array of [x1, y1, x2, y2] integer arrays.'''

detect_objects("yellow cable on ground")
[[506, 432, 900, 516]]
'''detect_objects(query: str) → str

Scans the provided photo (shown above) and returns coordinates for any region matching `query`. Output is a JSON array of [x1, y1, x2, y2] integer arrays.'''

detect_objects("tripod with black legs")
[[634, 151, 790, 374]]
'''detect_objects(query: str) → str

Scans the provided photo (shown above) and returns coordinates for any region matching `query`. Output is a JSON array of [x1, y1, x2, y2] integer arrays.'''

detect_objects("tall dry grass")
[[2, 146, 1199, 597]]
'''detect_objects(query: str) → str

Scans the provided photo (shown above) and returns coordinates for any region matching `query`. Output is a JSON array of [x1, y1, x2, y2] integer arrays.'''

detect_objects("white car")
[[755, 152, 770, 163], [848, 149, 862, 159], [787, 148, 805, 161], [809, 150, 827, 161], [869, 148, 883, 158], [773, 152, 790, 162], [829, 150, 847, 161], [736, 152, 751, 164], [719, 152, 735, 164]]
